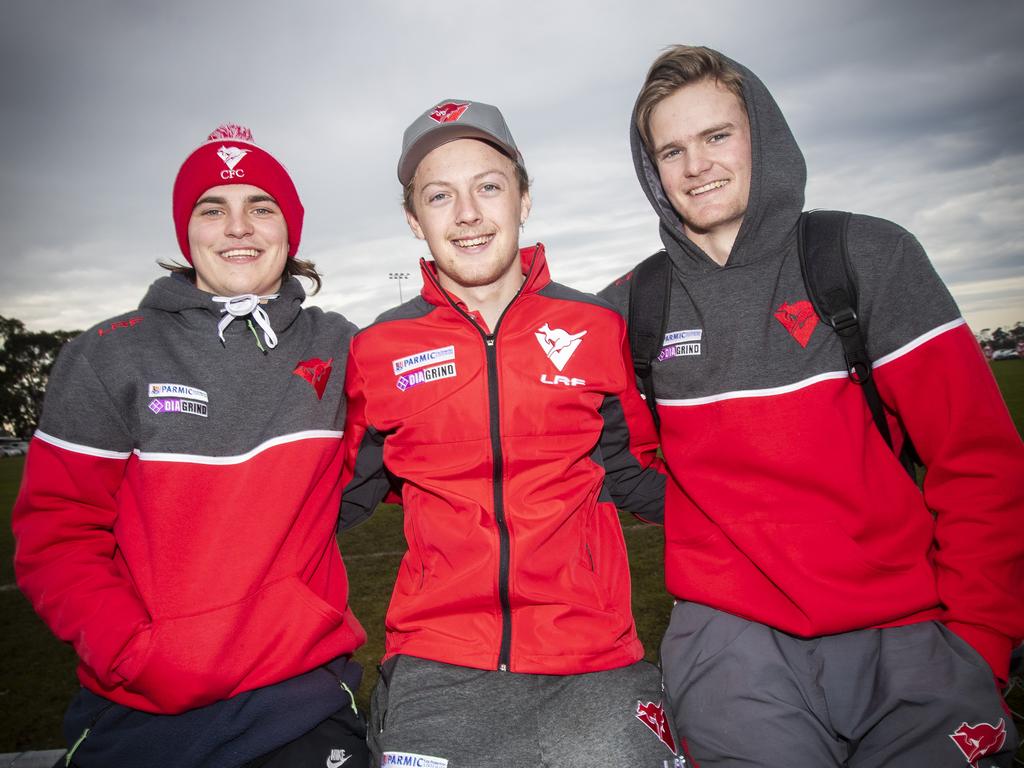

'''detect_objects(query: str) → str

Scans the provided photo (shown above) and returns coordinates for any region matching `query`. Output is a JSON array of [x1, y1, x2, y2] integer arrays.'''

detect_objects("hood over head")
[[631, 50, 806, 273]]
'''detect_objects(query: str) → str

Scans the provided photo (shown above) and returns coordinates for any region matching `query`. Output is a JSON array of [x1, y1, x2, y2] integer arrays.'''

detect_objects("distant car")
[[991, 348, 1019, 361], [0, 441, 28, 457]]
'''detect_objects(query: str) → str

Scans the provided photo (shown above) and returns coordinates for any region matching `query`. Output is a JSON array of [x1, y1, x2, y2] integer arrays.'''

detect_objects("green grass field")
[[1, 360, 1022, 754]]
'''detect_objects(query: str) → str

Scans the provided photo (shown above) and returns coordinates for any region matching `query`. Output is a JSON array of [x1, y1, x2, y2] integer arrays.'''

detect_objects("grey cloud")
[[1, 0, 1021, 336]]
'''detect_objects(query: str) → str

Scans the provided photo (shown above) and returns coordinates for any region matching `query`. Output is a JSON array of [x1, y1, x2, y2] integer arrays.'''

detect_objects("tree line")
[[0, 316, 80, 438], [977, 322, 1024, 352], [2, 315, 1022, 439]]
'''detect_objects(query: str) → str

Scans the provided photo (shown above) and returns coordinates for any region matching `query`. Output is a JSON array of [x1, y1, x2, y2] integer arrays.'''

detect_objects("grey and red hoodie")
[[12, 274, 365, 762], [600, 58, 1024, 683]]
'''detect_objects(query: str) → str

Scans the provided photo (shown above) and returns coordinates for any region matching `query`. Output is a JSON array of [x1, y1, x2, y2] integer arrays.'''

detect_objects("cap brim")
[[398, 125, 519, 185]]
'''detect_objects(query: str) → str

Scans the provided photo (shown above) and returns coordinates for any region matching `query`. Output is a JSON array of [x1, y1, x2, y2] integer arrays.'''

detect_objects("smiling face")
[[187, 184, 289, 297], [405, 138, 531, 296], [649, 78, 752, 255]]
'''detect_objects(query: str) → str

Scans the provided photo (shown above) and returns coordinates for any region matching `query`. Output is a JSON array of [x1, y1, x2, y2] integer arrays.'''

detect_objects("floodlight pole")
[[388, 272, 411, 304]]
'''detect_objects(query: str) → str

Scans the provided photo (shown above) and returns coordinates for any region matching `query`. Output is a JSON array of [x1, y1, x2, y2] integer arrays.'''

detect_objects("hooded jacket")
[[341, 244, 664, 675], [13, 275, 366, 717], [600, 57, 1024, 683]]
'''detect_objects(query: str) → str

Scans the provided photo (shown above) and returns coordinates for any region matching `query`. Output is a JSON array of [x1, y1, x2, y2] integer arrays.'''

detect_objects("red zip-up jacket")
[[341, 244, 665, 674]]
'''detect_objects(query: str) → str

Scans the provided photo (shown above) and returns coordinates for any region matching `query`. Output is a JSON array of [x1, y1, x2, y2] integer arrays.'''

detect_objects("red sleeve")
[[12, 434, 152, 688], [874, 322, 1024, 683]]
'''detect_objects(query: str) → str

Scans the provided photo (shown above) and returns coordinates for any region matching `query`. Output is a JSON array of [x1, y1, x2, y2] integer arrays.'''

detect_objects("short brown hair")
[[634, 46, 745, 153], [159, 256, 324, 295], [402, 143, 530, 215]]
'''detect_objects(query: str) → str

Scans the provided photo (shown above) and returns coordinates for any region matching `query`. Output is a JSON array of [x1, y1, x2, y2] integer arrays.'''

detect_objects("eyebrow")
[[193, 194, 278, 208], [420, 169, 511, 190], [653, 122, 736, 155]]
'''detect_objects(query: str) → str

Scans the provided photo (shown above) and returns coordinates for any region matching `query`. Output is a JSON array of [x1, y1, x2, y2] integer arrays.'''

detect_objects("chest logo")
[[658, 328, 703, 361], [382, 752, 448, 768], [535, 323, 587, 371], [397, 362, 457, 391], [148, 399, 208, 417], [147, 382, 209, 418], [774, 300, 819, 348], [148, 383, 208, 402], [293, 357, 333, 400], [392, 345, 456, 375]]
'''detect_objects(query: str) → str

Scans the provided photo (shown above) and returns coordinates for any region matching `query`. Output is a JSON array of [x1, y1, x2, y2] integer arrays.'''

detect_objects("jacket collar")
[[417, 243, 551, 309]]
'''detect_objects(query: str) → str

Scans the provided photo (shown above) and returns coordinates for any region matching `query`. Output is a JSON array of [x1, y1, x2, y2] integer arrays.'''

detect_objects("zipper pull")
[[486, 337, 495, 347], [498, 663, 508, 672]]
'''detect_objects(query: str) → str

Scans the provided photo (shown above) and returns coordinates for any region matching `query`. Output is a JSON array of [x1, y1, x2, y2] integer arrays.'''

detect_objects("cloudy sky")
[[1, 0, 1021, 335]]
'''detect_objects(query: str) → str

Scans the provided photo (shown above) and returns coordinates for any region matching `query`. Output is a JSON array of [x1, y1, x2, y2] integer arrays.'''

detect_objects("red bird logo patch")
[[429, 101, 470, 123], [293, 357, 333, 400], [774, 300, 819, 348], [949, 719, 1006, 767], [635, 700, 677, 754]]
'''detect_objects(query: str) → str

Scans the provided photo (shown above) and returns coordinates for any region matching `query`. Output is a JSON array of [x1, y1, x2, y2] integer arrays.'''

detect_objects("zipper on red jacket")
[[482, 332, 513, 671], [419, 255, 538, 672]]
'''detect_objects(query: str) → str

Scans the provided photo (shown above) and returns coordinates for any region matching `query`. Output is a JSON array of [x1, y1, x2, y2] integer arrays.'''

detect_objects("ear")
[[519, 190, 532, 226], [405, 207, 425, 240]]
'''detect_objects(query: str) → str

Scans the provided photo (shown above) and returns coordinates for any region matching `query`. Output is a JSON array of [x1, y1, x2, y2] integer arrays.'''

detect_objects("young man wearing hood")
[[12, 124, 369, 768], [340, 99, 674, 767], [601, 46, 1024, 767]]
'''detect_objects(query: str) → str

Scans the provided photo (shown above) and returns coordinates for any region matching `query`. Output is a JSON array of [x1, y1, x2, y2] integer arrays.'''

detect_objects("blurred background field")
[[1, 360, 1022, 756]]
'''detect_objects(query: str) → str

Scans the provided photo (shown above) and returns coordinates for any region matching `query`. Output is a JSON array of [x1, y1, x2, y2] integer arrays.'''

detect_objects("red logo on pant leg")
[[293, 357, 333, 400], [429, 102, 470, 123], [949, 719, 1006, 767], [773, 300, 819, 348], [636, 700, 677, 754]]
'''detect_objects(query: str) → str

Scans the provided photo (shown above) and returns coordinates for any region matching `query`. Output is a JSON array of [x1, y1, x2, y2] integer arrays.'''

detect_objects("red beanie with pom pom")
[[172, 124, 304, 263]]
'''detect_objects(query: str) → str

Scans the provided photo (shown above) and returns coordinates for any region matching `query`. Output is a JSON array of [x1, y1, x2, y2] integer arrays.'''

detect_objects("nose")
[[684, 145, 712, 177], [454, 194, 482, 227], [224, 209, 253, 238]]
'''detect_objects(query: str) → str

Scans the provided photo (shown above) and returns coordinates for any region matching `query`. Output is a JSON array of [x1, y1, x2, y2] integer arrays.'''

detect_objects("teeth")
[[452, 235, 493, 248], [689, 180, 729, 196], [222, 249, 258, 258]]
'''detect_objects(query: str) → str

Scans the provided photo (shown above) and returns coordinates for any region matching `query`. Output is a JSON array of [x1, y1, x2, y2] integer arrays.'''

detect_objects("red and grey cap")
[[172, 123, 304, 263], [398, 99, 522, 185]]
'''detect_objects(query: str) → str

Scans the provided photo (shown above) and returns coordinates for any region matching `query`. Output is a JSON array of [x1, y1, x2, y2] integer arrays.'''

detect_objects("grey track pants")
[[661, 601, 1017, 767], [369, 655, 681, 767]]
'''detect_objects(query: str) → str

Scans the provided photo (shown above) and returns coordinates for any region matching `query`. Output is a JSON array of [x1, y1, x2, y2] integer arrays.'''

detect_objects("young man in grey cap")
[[340, 99, 678, 767]]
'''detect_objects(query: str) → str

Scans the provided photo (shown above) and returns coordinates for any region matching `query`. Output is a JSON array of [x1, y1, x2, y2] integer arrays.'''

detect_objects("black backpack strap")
[[798, 211, 917, 474], [627, 250, 671, 428]]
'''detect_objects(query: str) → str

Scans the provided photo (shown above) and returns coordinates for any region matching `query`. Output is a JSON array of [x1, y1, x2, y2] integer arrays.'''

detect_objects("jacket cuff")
[[944, 621, 1013, 686]]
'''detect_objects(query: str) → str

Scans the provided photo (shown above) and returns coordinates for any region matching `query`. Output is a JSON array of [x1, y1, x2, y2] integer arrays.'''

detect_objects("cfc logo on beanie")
[[216, 146, 250, 178]]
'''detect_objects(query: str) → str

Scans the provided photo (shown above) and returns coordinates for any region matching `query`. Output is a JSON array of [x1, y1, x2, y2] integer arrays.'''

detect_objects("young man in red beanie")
[[13, 124, 370, 768], [340, 100, 676, 767]]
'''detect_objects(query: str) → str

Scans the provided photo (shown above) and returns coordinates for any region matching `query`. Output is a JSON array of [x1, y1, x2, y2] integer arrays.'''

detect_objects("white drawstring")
[[211, 293, 279, 349]]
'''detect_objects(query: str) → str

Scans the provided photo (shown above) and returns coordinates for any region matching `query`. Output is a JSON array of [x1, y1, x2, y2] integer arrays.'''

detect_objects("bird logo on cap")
[[429, 102, 470, 123]]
